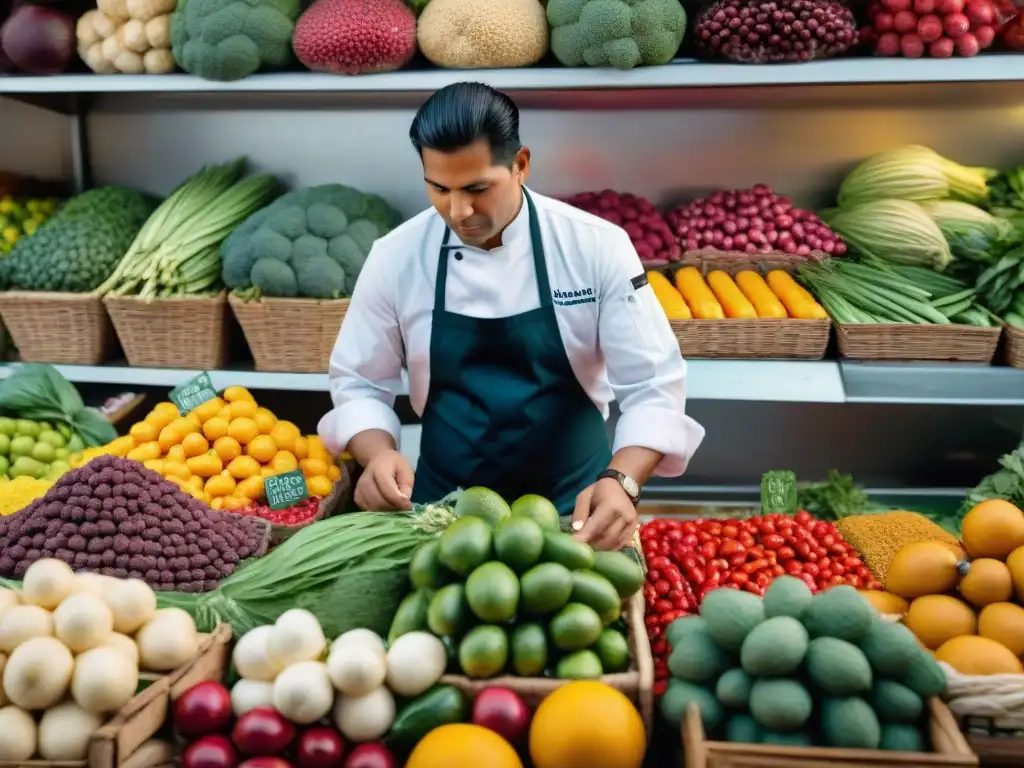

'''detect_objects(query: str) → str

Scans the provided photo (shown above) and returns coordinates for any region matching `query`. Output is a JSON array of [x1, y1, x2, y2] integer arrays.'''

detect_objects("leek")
[[821, 199, 953, 271], [920, 200, 1015, 264], [838, 145, 996, 207]]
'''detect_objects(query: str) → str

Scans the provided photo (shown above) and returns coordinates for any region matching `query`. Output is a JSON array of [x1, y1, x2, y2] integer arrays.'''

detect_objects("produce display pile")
[[0, 559, 201, 761], [0, 194, 59, 255], [77, 385, 342, 512], [649, 267, 828, 320]]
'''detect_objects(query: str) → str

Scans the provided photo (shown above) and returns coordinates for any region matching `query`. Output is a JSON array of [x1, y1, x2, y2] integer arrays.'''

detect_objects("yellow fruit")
[[306, 436, 328, 462], [307, 475, 333, 497], [529, 682, 645, 768], [903, 594, 977, 649], [205, 473, 236, 497], [126, 441, 161, 463], [1008, 546, 1024, 602], [246, 435, 278, 464], [228, 417, 259, 445], [166, 444, 186, 463], [214, 436, 243, 463], [143, 459, 165, 474], [408, 725, 523, 768], [253, 408, 278, 434], [187, 476, 205, 493], [293, 436, 309, 461], [228, 399, 258, 420], [236, 475, 265, 501], [108, 435, 135, 458], [270, 421, 300, 452], [182, 432, 210, 459], [958, 558, 1013, 608], [187, 452, 223, 478], [223, 386, 256, 403], [858, 590, 909, 616], [261, 467, 275, 479], [129, 421, 159, 445], [163, 461, 191, 481], [300, 457, 328, 479], [978, 602, 1024, 656], [211, 497, 224, 510], [146, 402, 180, 429], [218, 406, 232, 419], [158, 419, 192, 452], [222, 495, 248, 511], [885, 541, 963, 599], [184, 412, 202, 431], [328, 465, 342, 482], [961, 499, 1024, 560], [203, 416, 230, 442], [935, 635, 1024, 675], [192, 397, 226, 424], [271, 451, 298, 473], [227, 455, 261, 480]]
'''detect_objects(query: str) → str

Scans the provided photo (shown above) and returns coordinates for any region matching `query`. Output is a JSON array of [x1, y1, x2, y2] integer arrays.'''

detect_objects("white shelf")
[[3, 56, 1024, 96]]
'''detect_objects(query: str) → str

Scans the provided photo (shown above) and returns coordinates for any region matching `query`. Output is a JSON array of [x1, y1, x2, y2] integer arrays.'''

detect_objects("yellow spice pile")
[[836, 511, 962, 583], [0, 476, 54, 516]]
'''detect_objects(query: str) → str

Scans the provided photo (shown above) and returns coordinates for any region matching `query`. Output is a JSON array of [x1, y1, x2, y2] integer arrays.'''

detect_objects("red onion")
[[693, 0, 858, 63], [563, 189, 681, 266], [866, 0, 999, 56], [665, 185, 845, 259]]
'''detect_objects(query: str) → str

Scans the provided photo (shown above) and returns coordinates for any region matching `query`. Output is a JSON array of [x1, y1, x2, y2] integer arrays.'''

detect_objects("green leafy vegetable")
[[955, 447, 1024, 528], [0, 364, 115, 447], [796, 470, 884, 521]]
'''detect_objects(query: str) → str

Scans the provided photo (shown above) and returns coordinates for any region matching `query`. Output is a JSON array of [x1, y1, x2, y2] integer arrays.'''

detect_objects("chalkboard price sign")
[[169, 372, 218, 416], [265, 469, 309, 511]]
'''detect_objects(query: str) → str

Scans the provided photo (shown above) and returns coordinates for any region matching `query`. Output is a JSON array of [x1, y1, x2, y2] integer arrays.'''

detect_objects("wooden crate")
[[682, 699, 977, 768], [0, 624, 232, 768], [440, 591, 655, 734]]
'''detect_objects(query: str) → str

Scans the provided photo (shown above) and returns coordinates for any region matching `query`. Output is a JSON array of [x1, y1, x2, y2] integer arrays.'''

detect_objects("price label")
[[265, 469, 309, 511], [169, 372, 218, 416]]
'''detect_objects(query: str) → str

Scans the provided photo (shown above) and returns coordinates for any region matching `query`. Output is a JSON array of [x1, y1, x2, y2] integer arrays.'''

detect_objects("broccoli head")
[[170, 0, 301, 82], [3, 187, 157, 293], [221, 183, 403, 299], [547, 0, 687, 70]]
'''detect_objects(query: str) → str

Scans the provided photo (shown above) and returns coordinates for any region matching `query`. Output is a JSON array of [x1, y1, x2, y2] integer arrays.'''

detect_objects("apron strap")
[[435, 225, 456, 310]]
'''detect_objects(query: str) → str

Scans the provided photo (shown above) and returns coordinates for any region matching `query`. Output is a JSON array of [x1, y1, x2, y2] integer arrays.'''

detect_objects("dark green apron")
[[412, 188, 612, 515]]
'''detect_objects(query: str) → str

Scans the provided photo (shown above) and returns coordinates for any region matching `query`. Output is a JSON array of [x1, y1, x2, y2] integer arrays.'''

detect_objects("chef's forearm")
[[607, 446, 664, 487], [347, 429, 398, 468]]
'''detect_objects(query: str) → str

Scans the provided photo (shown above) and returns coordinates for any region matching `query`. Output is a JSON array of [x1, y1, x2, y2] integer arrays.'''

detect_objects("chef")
[[318, 82, 704, 551]]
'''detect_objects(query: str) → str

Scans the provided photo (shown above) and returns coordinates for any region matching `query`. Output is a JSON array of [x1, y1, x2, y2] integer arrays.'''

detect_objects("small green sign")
[[265, 469, 309, 511], [169, 372, 218, 416]]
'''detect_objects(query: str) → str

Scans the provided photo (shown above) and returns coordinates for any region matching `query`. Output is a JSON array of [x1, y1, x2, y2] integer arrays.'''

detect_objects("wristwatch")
[[598, 469, 641, 507]]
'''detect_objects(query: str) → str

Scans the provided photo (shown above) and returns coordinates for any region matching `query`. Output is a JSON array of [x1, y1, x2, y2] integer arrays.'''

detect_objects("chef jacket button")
[[454, 251, 463, 261]]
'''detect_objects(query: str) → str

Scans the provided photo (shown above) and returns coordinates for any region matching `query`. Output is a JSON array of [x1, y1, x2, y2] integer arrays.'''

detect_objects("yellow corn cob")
[[706, 271, 757, 319], [735, 270, 788, 318], [766, 270, 828, 320], [648, 271, 692, 320], [674, 267, 724, 320]]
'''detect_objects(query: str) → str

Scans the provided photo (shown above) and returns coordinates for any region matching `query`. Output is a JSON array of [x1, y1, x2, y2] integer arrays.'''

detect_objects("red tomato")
[[729, 571, 749, 586], [802, 562, 819, 577], [761, 534, 785, 550]]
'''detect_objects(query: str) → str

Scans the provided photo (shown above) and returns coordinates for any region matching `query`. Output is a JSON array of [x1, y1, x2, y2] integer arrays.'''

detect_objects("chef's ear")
[[513, 147, 531, 184]]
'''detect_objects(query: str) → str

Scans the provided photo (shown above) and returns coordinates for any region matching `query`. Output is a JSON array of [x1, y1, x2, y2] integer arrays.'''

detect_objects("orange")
[[306, 436, 328, 461], [962, 499, 1024, 560], [214, 436, 242, 462], [227, 399, 258, 421], [166, 444, 186, 463], [182, 432, 209, 459], [223, 386, 255, 403], [270, 451, 298, 473], [293, 436, 309, 460], [192, 397, 226, 424], [408, 725, 522, 768], [143, 459, 165, 474], [205, 473, 236, 498], [186, 451, 223, 478], [126, 441, 161, 463], [307, 475, 332, 497], [228, 417, 259, 446], [236, 475, 265, 501], [129, 421, 159, 445], [253, 408, 277, 434], [203, 416, 230, 441], [227, 455, 261, 480], [299, 457, 328, 479], [269, 421, 300, 452], [530, 682, 645, 768], [246, 434, 277, 464], [327, 464, 342, 482], [210, 497, 224, 510], [163, 461, 191, 481], [222, 495, 249, 512], [107, 435, 136, 457]]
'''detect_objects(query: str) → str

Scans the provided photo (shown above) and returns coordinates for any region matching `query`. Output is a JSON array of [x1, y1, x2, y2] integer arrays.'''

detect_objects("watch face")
[[622, 475, 640, 499]]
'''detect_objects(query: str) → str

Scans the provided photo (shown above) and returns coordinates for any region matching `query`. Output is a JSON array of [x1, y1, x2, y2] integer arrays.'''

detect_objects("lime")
[[0, 434, 10, 455], [30, 442, 55, 464], [458, 625, 508, 679], [455, 487, 511, 527], [0, 417, 14, 437], [511, 494, 560, 530], [38, 430, 65, 449], [493, 516, 544, 573], [438, 516, 493, 576], [594, 628, 630, 673], [465, 561, 520, 623], [14, 420, 40, 438]]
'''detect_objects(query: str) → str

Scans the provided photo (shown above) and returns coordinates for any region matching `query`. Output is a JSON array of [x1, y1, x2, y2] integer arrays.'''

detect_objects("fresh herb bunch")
[[956, 447, 1024, 527], [796, 470, 884, 521]]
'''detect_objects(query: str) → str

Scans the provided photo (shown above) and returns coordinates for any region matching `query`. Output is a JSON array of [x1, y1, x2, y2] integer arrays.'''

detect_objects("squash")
[[674, 267, 724, 320], [765, 270, 828, 320], [1006, 545, 1024, 602], [958, 558, 1013, 608], [706, 271, 757, 319], [902, 594, 977, 650], [978, 602, 1024, 656], [961, 499, 1024, 560], [935, 635, 1024, 676], [648, 272, 692, 320], [885, 541, 965, 599], [858, 590, 909, 616], [735, 270, 787, 318]]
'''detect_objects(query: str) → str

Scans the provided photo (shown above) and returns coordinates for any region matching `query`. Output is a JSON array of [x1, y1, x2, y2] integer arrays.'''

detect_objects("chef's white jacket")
[[317, 189, 705, 477]]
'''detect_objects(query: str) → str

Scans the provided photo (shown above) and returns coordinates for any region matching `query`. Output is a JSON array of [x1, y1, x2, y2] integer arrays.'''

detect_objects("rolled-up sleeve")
[[598, 229, 705, 477], [317, 245, 404, 455]]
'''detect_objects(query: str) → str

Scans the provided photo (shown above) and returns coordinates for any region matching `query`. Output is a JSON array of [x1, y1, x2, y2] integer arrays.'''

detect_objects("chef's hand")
[[354, 449, 414, 511], [571, 478, 638, 551]]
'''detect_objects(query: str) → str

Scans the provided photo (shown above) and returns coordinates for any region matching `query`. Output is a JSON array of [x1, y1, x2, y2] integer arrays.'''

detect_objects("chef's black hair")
[[409, 82, 522, 167]]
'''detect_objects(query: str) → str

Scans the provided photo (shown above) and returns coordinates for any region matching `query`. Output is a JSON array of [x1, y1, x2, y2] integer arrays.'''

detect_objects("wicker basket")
[[104, 293, 230, 369], [1003, 324, 1024, 369], [836, 323, 1001, 363], [440, 591, 655, 735], [664, 252, 831, 360], [0, 291, 117, 364], [681, 698, 977, 768], [229, 294, 349, 373]]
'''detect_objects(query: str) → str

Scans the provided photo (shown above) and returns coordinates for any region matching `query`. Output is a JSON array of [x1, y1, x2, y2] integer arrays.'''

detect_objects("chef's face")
[[422, 139, 530, 249]]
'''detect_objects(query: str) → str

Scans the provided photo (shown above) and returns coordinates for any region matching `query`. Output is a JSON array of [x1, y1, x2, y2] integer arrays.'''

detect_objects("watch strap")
[[598, 469, 640, 506]]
